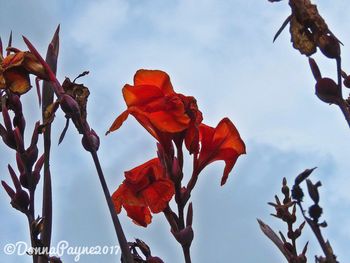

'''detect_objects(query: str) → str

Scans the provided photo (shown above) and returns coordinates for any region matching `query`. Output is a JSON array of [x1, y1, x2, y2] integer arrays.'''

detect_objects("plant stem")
[[182, 245, 191, 263], [337, 100, 350, 128], [26, 215, 38, 263], [90, 150, 134, 263]]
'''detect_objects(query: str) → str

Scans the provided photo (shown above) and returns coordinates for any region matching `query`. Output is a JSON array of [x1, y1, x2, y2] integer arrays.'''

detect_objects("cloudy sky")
[[1, 0, 350, 262]]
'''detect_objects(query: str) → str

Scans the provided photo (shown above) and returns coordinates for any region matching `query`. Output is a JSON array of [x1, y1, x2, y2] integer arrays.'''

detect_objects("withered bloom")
[[1, 51, 47, 94]]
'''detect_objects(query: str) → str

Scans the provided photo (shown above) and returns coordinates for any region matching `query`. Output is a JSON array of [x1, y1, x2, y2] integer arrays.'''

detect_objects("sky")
[[1, 0, 350, 262]]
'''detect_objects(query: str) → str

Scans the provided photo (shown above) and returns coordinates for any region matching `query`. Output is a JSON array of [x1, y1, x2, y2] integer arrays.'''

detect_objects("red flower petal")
[[142, 179, 175, 213], [112, 158, 175, 226], [107, 110, 129, 134], [124, 204, 152, 227], [197, 118, 246, 185], [134, 69, 174, 95], [107, 70, 193, 145]]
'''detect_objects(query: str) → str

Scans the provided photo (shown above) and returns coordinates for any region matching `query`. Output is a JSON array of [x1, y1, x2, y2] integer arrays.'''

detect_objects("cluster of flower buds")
[[267, 178, 308, 263], [1, 94, 44, 214]]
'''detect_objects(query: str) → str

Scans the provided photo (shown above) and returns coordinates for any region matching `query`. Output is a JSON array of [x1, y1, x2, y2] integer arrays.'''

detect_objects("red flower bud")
[[82, 129, 100, 152], [23, 145, 39, 170], [171, 157, 183, 184], [19, 173, 29, 189], [343, 73, 350, 89], [8, 93, 22, 113], [59, 94, 81, 120], [172, 225, 194, 247], [12, 189, 30, 212], [13, 115, 26, 135], [315, 78, 342, 104], [318, 34, 341, 59]]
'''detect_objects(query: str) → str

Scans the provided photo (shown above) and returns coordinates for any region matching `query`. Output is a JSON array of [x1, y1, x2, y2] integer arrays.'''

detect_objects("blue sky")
[[1, 0, 350, 262]]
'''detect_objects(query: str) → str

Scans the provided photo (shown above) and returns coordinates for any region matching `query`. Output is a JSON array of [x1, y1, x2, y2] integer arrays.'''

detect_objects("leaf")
[[58, 117, 70, 145], [273, 15, 292, 42], [62, 77, 90, 129], [257, 219, 292, 261]]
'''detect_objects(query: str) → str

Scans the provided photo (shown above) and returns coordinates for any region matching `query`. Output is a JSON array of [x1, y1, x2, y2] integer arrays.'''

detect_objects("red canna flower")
[[107, 69, 202, 153], [1, 51, 47, 94], [195, 118, 246, 186], [112, 158, 175, 227]]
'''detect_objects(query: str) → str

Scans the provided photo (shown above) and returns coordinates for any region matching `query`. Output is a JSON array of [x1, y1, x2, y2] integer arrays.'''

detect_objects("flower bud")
[[13, 115, 26, 135], [60, 94, 81, 120], [343, 75, 350, 89], [19, 172, 29, 189], [12, 189, 30, 212], [82, 129, 100, 152], [315, 78, 341, 104], [318, 34, 341, 59], [172, 225, 194, 247], [180, 187, 190, 205], [23, 145, 39, 170], [8, 93, 22, 113], [171, 157, 183, 184]]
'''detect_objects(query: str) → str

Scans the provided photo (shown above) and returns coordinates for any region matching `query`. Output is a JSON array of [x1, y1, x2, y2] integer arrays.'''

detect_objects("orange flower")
[[196, 118, 246, 185], [107, 70, 202, 153], [112, 158, 175, 227], [1, 51, 47, 94]]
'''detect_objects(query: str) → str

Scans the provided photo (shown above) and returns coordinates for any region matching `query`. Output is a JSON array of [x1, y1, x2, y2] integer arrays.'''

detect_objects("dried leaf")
[[62, 77, 90, 124], [290, 15, 316, 56], [257, 219, 292, 261]]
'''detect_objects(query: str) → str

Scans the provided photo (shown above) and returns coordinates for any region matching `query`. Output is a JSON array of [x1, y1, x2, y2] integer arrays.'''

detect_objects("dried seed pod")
[[318, 34, 341, 59], [309, 204, 323, 221], [292, 184, 304, 202], [315, 78, 341, 104]]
